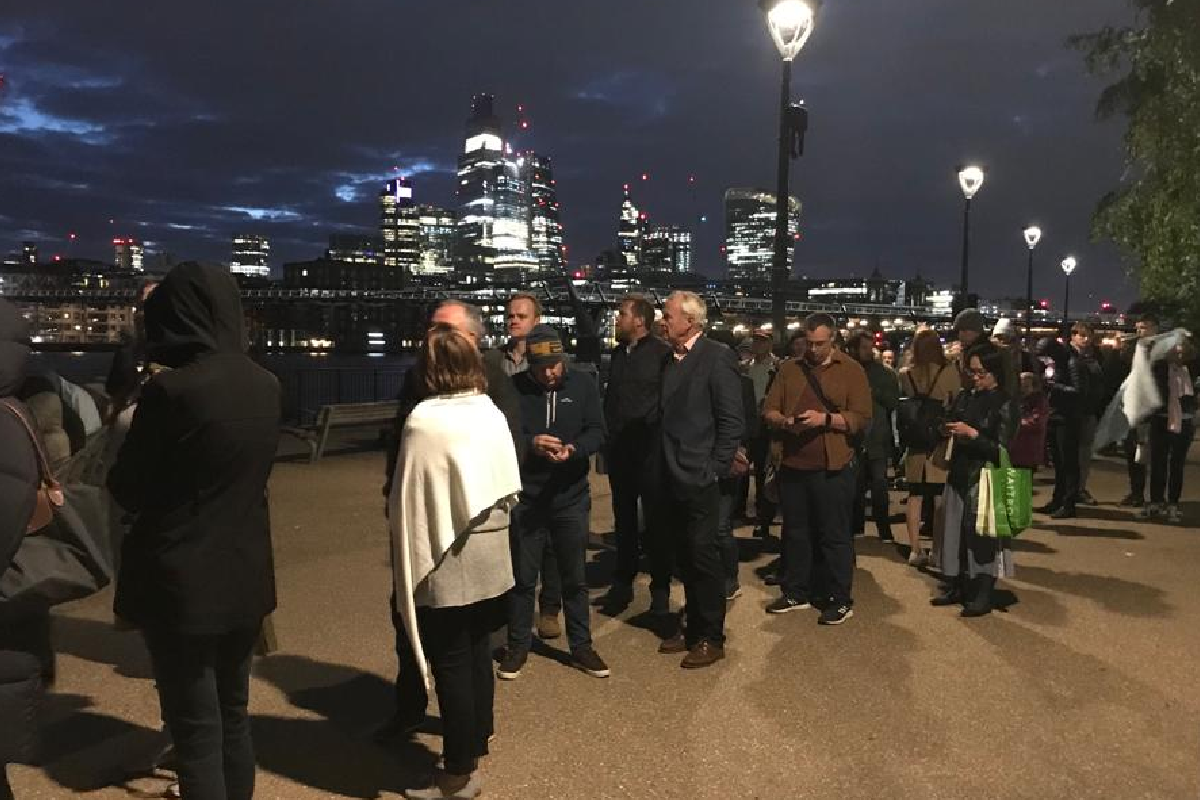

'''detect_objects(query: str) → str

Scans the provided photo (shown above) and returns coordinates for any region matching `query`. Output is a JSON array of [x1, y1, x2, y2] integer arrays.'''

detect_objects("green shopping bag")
[[976, 447, 1033, 538]]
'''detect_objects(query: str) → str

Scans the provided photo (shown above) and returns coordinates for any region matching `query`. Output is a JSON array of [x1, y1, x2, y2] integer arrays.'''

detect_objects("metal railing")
[[276, 367, 407, 426]]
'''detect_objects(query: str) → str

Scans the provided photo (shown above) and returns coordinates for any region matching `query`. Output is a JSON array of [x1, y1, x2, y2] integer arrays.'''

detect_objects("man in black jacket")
[[377, 299, 523, 742], [0, 299, 42, 799], [654, 292, 744, 669], [1036, 337, 1083, 519], [498, 326, 609, 681], [108, 263, 280, 800], [597, 295, 672, 613]]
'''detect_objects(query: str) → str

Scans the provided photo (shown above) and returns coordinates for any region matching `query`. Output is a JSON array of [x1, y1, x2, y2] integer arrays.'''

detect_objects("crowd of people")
[[0, 261, 1195, 799]]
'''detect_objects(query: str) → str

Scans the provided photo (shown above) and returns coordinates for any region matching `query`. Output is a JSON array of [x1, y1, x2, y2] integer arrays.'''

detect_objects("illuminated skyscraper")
[[230, 234, 270, 278], [618, 184, 642, 268], [641, 225, 693, 274], [327, 234, 384, 265], [113, 237, 144, 272], [724, 188, 800, 281], [522, 152, 564, 274], [453, 94, 535, 282], [21, 242, 37, 265], [416, 205, 457, 277], [380, 177, 421, 274]]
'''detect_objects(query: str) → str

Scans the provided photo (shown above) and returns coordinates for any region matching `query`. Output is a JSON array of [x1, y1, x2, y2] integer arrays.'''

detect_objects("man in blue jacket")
[[498, 325, 610, 681]]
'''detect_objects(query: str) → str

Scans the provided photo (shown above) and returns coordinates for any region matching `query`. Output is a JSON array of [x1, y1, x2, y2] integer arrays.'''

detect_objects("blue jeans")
[[717, 479, 740, 594], [508, 500, 592, 653]]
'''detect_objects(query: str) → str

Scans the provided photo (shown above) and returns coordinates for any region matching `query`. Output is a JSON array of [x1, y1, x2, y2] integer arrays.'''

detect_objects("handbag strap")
[[0, 398, 59, 488], [907, 364, 946, 401], [798, 361, 840, 414]]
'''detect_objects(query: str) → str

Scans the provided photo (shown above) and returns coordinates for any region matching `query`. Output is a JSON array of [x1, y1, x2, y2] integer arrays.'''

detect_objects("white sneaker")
[[1165, 504, 1183, 524], [908, 549, 929, 568], [1138, 503, 1161, 520]]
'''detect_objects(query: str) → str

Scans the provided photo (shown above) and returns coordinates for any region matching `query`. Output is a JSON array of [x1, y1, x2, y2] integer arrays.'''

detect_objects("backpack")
[[897, 366, 949, 453]]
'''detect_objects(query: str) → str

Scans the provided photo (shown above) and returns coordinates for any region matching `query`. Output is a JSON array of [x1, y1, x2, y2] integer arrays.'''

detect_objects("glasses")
[[968, 368, 991, 377]]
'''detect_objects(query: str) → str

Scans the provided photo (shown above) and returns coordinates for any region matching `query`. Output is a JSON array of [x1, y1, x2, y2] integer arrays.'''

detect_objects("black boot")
[[961, 575, 996, 618], [930, 577, 963, 606]]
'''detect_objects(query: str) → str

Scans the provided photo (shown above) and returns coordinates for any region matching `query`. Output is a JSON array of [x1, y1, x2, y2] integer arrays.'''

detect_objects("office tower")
[[327, 233, 385, 265], [641, 225, 693, 273], [380, 177, 421, 274], [453, 93, 535, 282], [113, 237, 145, 272], [415, 205, 456, 277], [522, 152, 565, 274], [618, 184, 642, 268], [724, 188, 800, 281], [20, 242, 37, 265], [231, 234, 271, 278]]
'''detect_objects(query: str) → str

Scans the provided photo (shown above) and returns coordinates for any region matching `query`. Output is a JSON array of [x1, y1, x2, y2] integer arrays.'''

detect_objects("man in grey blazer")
[[654, 291, 745, 669]]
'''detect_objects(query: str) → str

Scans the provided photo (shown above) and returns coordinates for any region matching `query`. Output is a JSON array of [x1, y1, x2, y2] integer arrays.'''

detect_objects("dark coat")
[[0, 299, 36, 572], [947, 387, 1016, 492], [658, 336, 745, 491], [383, 348, 523, 495], [861, 360, 901, 458], [514, 367, 605, 508], [603, 334, 671, 462], [108, 263, 281, 636]]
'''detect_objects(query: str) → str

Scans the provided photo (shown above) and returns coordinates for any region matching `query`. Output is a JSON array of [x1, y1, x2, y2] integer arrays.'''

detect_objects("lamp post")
[[761, 0, 815, 348], [1061, 255, 1077, 333], [1023, 224, 1042, 341], [956, 165, 985, 314]]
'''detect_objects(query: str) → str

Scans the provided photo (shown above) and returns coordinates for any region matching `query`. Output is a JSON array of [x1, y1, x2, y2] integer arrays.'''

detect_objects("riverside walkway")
[[10, 433, 1200, 799]]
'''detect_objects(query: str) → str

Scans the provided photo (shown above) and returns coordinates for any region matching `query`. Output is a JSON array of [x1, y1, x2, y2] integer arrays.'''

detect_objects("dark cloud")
[[0, 0, 1137, 306]]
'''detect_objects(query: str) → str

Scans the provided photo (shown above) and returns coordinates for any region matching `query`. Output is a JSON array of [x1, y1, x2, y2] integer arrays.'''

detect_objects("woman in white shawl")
[[389, 325, 521, 800]]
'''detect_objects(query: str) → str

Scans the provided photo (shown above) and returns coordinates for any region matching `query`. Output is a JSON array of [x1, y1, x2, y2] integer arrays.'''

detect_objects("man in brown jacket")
[[762, 313, 872, 625]]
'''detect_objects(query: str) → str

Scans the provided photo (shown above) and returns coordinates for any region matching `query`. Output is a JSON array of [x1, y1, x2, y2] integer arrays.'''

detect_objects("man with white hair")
[[653, 291, 744, 669]]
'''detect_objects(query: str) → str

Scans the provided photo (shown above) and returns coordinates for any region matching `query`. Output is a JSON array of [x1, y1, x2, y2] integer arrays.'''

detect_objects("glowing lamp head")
[[1061, 256, 1077, 276], [1023, 225, 1042, 249], [958, 165, 985, 200], [762, 0, 816, 62]]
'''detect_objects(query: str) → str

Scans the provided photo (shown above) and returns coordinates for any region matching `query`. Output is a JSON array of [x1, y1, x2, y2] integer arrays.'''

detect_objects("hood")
[[144, 262, 247, 367], [0, 298, 31, 396]]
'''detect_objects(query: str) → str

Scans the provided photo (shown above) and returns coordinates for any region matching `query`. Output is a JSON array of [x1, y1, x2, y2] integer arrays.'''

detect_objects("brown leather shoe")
[[657, 633, 687, 654], [680, 640, 725, 669], [536, 612, 562, 640]]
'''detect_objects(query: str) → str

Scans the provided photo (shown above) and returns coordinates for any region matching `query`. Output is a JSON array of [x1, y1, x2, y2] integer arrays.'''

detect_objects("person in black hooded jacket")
[[108, 263, 280, 800], [0, 298, 42, 800]]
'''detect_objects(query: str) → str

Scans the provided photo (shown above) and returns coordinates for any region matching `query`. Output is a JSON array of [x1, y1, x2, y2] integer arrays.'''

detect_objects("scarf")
[[387, 391, 521, 690]]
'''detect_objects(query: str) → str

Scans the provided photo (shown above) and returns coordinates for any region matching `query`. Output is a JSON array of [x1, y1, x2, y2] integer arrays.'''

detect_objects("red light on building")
[[641, 173, 649, 181], [1039, 299, 1050, 309], [113, 238, 124, 245], [53, 255, 61, 262], [68, 232, 77, 240], [573, 271, 583, 279]]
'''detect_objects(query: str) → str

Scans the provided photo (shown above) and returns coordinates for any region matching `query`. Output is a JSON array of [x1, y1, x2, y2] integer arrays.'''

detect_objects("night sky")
[[1, 0, 1138, 308]]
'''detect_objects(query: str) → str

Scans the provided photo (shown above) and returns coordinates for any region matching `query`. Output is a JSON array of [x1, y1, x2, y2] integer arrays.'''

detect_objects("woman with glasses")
[[932, 343, 1015, 618]]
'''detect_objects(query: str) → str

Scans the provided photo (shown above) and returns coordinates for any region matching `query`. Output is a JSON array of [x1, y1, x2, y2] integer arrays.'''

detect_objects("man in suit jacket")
[[598, 294, 673, 614], [654, 291, 744, 669]]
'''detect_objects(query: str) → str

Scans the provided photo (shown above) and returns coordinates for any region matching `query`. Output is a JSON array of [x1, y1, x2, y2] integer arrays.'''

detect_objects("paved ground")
[[10, 434, 1200, 799]]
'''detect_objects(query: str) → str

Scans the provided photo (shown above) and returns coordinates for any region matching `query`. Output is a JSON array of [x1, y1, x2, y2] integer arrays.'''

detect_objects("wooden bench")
[[286, 400, 398, 463]]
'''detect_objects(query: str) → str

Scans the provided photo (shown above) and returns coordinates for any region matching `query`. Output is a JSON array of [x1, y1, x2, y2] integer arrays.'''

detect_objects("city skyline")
[[0, 0, 1137, 303]]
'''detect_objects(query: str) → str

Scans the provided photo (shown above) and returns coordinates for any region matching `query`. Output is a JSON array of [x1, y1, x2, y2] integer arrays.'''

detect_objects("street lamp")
[[1023, 224, 1042, 340], [1061, 255, 1077, 331], [956, 165, 985, 313], [761, 0, 816, 348]]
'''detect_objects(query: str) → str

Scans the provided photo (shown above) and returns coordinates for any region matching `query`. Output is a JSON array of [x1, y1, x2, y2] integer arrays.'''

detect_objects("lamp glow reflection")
[[1061, 255, 1077, 276], [765, 0, 816, 61], [958, 166, 985, 200]]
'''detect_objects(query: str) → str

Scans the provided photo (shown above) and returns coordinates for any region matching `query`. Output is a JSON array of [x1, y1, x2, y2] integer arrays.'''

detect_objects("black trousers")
[[392, 601, 429, 722], [778, 466, 856, 606], [418, 600, 499, 776], [1125, 430, 1147, 501], [1149, 416, 1195, 504], [747, 434, 776, 527], [657, 480, 726, 646], [144, 626, 259, 800], [609, 454, 671, 592], [852, 455, 891, 538], [1049, 416, 1082, 510]]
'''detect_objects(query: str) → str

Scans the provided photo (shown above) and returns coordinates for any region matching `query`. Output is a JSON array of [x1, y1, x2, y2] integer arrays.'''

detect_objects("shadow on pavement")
[[1047, 524, 1145, 540], [51, 615, 155, 680], [1009, 538, 1059, 554], [1016, 565, 1171, 617], [35, 692, 162, 793], [253, 654, 438, 797]]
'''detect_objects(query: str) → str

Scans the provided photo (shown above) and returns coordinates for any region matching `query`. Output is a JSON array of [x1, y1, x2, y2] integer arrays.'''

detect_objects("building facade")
[[380, 178, 421, 275], [522, 152, 565, 274], [641, 225, 692, 274], [113, 237, 145, 272], [618, 184, 642, 269], [326, 234, 385, 266], [724, 189, 800, 281], [231, 234, 271, 278], [416, 205, 456, 277]]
